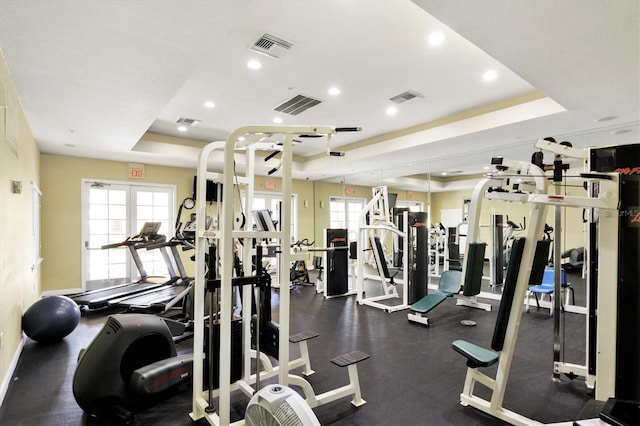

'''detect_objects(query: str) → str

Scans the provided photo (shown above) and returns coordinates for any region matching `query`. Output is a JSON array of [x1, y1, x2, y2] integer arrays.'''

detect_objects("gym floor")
[[0, 269, 592, 425]]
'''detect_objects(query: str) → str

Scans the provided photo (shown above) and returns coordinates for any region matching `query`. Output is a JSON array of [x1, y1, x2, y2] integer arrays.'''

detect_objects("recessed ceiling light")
[[595, 116, 617, 122], [273, 117, 283, 124], [428, 31, 444, 46], [204, 101, 215, 108], [247, 59, 262, 70], [483, 70, 497, 81], [328, 87, 341, 96], [611, 128, 631, 135], [484, 166, 490, 170], [177, 125, 188, 132], [238, 136, 246, 142], [386, 106, 397, 116], [441, 172, 448, 176]]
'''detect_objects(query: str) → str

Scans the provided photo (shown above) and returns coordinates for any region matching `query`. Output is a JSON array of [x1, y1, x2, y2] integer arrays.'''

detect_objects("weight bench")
[[408, 242, 489, 325], [452, 238, 525, 385], [453, 239, 550, 363], [452, 239, 551, 421], [407, 270, 461, 325]]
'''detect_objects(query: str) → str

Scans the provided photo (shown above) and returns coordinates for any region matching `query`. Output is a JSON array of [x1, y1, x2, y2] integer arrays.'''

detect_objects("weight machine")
[[531, 139, 639, 404], [428, 223, 447, 277], [313, 228, 354, 298], [190, 125, 369, 426], [355, 186, 410, 312], [451, 140, 628, 425]]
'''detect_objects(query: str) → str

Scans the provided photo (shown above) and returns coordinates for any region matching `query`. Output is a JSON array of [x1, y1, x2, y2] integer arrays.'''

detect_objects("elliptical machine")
[[72, 242, 216, 423], [72, 314, 193, 423]]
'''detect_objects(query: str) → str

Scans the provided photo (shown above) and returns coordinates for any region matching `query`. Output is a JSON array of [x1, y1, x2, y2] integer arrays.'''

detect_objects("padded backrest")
[[372, 237, 391, 278], [528, 240, 552, 285], [572, 247, 584, 263], [462, 242, 487, 296], [448, 243, 460, 260], [439, 270, 462, 294], [349, 241, 358, 259], [492, 237, 525, 352]]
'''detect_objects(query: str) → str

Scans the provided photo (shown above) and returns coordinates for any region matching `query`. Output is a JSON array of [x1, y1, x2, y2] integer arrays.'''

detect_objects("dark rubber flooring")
[[0, 273, 592, 425]]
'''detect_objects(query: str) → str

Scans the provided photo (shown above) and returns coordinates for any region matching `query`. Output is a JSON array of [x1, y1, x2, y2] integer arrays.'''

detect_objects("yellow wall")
[[40, 155, 198, 292], [39, 158, 432, 296], [0, 51, 41, 393]]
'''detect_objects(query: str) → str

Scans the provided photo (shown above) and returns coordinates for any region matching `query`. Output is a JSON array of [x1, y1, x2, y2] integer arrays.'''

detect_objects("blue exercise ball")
[[22, 296, 81, 343]]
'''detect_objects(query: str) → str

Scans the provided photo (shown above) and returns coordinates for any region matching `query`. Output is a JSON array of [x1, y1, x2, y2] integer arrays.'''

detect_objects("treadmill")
[[108, 237, 194, 313], [71, 222, 171, 310]]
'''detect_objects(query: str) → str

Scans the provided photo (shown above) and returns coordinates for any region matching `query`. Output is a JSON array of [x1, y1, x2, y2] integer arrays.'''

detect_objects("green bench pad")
[[289, 330, 320, 343], [452, 339, 499, 368], [331, 351, 370, 367], [410, 291, 449, 313], [388, 267, 402, 277]]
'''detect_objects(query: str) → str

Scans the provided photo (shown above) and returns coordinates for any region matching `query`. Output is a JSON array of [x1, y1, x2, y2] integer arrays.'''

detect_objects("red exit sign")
[[128, 163, 145, 179]]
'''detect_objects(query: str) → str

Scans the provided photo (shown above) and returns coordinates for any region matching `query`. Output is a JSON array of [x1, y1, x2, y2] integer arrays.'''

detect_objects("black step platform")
[[331, 351, 370, 367]]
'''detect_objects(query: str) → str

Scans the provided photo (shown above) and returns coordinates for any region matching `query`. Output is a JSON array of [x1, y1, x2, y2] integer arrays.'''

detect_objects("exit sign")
[[128, 163, 145, 179]]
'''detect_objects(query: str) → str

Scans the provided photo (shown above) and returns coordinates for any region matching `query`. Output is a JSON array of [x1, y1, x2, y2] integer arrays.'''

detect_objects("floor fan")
[[245, 385, 320, 426]]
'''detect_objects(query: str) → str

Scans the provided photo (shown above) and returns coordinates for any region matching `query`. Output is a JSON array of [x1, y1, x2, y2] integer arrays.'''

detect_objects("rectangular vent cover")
[[274, 94, 322, 115], [176, 117, 201, 127], [106, 317, 122, 334], [390, 90, 424, 104], [250, 33, 294, 59]]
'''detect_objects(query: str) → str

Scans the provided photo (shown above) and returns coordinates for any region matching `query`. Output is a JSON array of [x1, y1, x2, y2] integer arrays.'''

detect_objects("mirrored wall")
[[316, 122, 638, 310]]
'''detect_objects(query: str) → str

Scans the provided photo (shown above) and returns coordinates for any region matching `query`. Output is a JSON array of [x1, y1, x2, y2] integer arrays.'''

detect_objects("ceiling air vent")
[[389, 90, 424, 104], [274, 94, 322, 116], [250, 33, 294, 59], [176, 117, 201, 127]]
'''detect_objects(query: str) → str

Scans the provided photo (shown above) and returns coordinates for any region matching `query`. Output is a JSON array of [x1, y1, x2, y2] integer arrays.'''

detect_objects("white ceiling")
[[0, 0, 638, 191]]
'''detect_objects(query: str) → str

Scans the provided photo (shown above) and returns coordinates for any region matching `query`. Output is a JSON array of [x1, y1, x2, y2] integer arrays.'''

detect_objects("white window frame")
[[244, 190, 298, 243], [31, 181, 43, 270], [80, 179, 176, 290], [329, 196, 366, 242], [396, 199, 424, 212]]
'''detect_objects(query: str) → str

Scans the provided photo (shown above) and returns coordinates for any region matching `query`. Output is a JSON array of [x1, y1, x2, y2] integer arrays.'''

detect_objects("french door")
[[81, 180, 175, 291], [329, 196, 366, 242]]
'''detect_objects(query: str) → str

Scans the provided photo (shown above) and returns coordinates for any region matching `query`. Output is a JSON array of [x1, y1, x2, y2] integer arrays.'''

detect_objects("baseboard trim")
[[41, 288, 82, 297], [0, 334, 26, 407]]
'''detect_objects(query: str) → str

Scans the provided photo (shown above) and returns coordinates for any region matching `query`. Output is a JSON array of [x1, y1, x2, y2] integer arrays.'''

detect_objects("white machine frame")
[[456, 145, 619, 425], [355, 186, 410, 312], [190, 126, 366, 426]]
